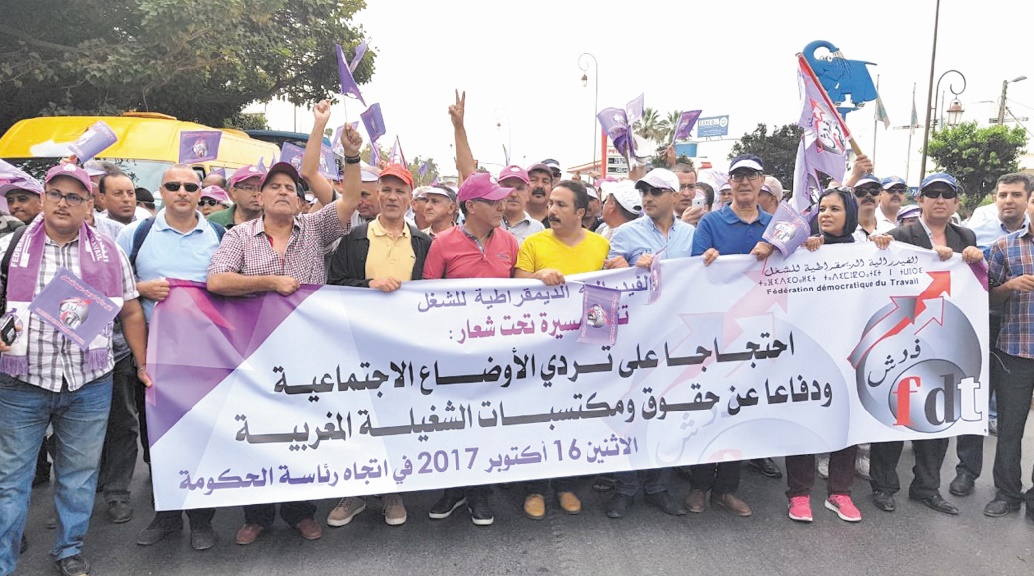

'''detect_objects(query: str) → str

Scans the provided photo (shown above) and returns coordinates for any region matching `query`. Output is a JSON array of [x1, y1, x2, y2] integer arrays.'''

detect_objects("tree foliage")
[[927, 122, 1028, 215], [0, 0, 374, 133], [729, 123, 803, 189]]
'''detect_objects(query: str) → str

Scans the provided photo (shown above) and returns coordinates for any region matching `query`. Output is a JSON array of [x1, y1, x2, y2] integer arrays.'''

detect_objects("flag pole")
[[796, 53, 863, 156], [872, 75, 880, 162], [905, 83, 916, 183]]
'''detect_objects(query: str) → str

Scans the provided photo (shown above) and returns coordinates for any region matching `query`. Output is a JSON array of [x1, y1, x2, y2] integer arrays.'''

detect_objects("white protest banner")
[[147, 243, 988, 510]]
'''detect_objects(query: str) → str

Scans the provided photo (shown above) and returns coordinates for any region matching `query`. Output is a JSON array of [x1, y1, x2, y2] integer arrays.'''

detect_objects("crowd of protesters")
[[0, 93, 1032, 576]]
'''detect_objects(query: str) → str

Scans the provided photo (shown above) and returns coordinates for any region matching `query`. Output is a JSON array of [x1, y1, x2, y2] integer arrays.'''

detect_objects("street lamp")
[[934, 69, 966, 132], [578, 52, 599, 174], [997, 75, 1027, 125], [946, 99, 965, 126]]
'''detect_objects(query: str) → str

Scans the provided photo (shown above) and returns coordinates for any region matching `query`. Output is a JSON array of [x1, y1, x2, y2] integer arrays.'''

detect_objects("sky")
[[249, 0, 1034, 183]]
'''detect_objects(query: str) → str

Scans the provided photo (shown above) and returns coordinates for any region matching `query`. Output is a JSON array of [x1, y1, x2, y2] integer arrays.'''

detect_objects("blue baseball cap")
[[920, 172, 958, 191], [729, 154, 764, 173], [881, 176, 908, 190], [897, 204, 921, 224], [855, 174, 881, 187]]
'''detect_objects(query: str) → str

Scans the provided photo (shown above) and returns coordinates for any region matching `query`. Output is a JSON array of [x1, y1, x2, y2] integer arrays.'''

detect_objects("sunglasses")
[[921, 188, 957, 199], [198, 198, 222, 207], [163, 181, 200, 193], [729, 171, 762, 182], [638, 186, 671, 197], [854, 187, 881, 197]]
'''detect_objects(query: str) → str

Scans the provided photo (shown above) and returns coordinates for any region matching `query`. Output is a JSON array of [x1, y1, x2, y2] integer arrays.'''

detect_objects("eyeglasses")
[[44, 190, 87, 206], [921, 188, 957, 199], [638, 186, 671, 197], [162, 181, 200, 193], [198, 198, 221, 207], [234, 183, 259, 193], [471, 198, 504, 207], [729, 171, 762, 182], [854, 187, 881, 197]]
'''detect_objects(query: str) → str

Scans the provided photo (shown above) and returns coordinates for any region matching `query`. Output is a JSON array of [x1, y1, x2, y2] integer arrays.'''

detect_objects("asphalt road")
[[15, 431, 1034, 576]]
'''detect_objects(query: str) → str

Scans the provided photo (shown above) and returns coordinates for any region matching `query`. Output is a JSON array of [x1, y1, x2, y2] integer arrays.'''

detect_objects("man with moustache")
[[515, 179, 610, 520], [498, 165, 544, 244], [852, 174, 883, 240], [526, 163, 553, 227], [875, 176, 908, 233]]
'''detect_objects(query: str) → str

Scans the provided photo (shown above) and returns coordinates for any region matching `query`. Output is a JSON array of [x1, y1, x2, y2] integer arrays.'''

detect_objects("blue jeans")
[[0, 373, 112, 574]]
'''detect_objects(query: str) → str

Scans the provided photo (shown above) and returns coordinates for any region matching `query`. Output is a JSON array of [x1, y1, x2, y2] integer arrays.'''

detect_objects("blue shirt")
[[691, 205, 772, 256], [116, 209, 222, 322], [607, 215, 696, 265], [967, 215, 1029, 255]]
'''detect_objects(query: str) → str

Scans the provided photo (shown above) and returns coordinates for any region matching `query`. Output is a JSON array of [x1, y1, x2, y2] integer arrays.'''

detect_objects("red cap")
[[378, 164, 414, 189]]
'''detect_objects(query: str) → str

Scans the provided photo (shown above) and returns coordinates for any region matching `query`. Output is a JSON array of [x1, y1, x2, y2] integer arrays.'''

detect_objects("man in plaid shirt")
[[984, 173, 1034, 522], [207, 125, 363, 545]]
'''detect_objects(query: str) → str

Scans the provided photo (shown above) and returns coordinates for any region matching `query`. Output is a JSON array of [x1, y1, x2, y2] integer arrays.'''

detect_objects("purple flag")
[[597, 107, 629, 141], [348, 40, 367, 74], [331, 125, 344, 155], [647, 248, 666, 305], [69, 121, 118, 163], [429, 176, 439, 187], [28, 268, 120, 350], [369, 145, 381, 166], [793, 57, 847, 212], [762, 201, 813, 257], [626, 93, 645, 125], [178, 130, 222, 164], [578, 284, 621, 345], [671, 110, 703, 145], [418, 161, 429, 177], [389, 137, 405, 166], [335, 43, 366, 105], [279, 142, 304, 171], [257, 157, 267, 172], [360, 103, 385, 143], [319, 143, 341, 180]]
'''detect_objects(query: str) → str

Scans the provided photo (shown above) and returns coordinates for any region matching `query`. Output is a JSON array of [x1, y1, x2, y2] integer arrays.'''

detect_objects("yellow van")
[[0, 112, 280, 195]]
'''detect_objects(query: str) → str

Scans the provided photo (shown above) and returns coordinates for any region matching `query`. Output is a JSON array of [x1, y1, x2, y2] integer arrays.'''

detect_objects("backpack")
[[129, 216, 226, 272]]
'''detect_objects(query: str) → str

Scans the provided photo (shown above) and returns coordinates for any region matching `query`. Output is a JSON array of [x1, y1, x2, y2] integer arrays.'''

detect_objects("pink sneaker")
[[825, 494, 861, 522], [788, 496, 812, 522]]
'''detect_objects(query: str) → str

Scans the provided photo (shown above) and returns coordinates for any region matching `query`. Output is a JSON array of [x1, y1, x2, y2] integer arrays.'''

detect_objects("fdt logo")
[[851, 273, 984, 433]]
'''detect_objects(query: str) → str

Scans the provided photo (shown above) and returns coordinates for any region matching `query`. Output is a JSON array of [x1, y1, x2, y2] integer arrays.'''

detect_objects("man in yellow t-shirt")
[[514, 179, 610, 520], [516, 180, 610, 283]]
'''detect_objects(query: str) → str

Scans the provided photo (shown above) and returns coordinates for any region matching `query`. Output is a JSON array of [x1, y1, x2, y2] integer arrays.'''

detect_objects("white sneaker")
[[382, 494, 407, 526], [817, 454, 830, 479], [327, 497, 366, 527], [855, 452, 871, 480]]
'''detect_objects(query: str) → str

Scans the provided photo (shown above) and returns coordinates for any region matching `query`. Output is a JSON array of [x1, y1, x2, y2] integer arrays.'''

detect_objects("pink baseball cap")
[[0, 175, 44, 197], [201, 185, 231, 205], [457, 172, 513, 203], [497, 165, 529, 184], [229, 164, 266, 188], [44, 163, 92, 193]]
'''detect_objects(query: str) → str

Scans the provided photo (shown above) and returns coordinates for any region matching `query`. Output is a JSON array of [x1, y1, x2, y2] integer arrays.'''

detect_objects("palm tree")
[[634, 107, 666, 144], [661, 110, 682, 144]]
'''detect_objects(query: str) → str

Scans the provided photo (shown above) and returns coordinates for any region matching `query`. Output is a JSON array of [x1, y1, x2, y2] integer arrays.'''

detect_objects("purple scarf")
[[2, 215, 125, 375]]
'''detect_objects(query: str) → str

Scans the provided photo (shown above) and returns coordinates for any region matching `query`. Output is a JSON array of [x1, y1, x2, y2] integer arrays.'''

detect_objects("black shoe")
[[911, 493, 959, 515], [428, 488, 466, 520], [137, 516, 183, 546], [592, 475, 616, 492], [644, 490, 686, 516], [606, 494, 634, 518], [949, 472, 975, 497], [748, 457, 782, 479], [107, 500, 133, 524], [872, 490, 896, 512], [56, 554, 90, 576], [984, 498, 1021, 517], [190, 523, 217, 551], [20, 534, 27, 553], [467, 496, 494, 526]]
